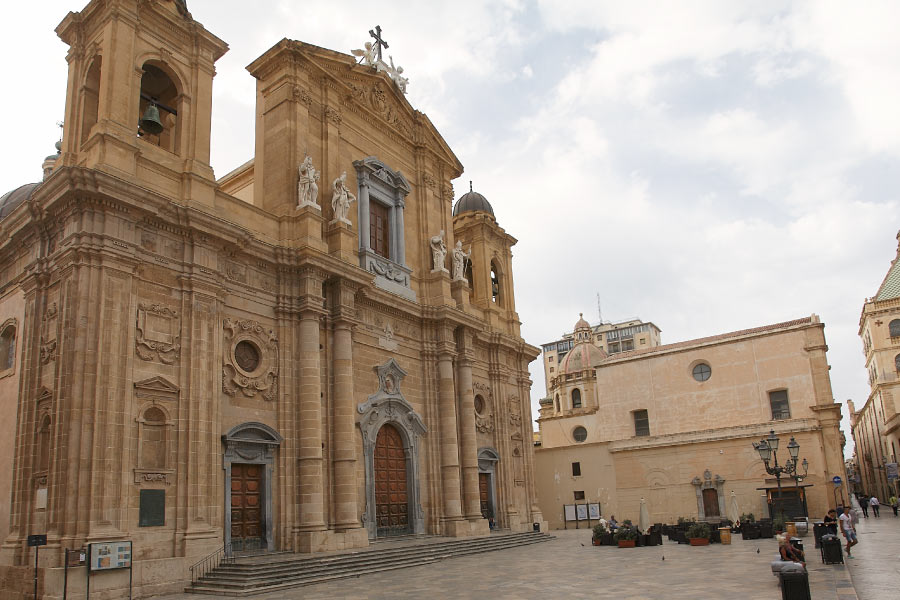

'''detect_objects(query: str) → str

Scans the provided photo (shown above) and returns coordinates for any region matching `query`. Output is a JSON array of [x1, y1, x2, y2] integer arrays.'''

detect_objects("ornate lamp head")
[[787, 436, 800, 460], [767, 430, 780, 452]]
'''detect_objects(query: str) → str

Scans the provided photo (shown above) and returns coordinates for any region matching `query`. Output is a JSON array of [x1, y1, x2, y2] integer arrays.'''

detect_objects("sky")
[[3, 1, 900, 459]]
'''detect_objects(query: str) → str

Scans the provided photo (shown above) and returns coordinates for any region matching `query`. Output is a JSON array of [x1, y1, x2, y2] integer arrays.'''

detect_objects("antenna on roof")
[[597, 293, 602, 324], [469, 181, 473, 192]]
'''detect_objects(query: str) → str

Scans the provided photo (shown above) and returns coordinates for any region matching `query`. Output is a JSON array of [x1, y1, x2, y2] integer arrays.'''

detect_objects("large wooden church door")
[[479, 473, 493, 520], [375, 424, 410, 536], [702, 488, 720, 517], [231, 463, 263, 550]]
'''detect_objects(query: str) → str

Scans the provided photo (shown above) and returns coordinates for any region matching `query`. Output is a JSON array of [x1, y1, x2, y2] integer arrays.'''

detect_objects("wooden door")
[[702, 488, 720, 517], [479, 473, 493, 520], [375, 424, 409, 536], [231, 463, 262, 549]]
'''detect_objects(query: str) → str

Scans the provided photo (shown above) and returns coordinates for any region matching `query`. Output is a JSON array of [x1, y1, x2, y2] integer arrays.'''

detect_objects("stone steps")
[[186, 531, 553, 596]]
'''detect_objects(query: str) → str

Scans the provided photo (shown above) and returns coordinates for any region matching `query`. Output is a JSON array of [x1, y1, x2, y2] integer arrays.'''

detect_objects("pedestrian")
[[823, 508, 838, 535], [859, 494, 869, 518], [839, 506, 858, 558], [889, 494, 898, 517], [869, 495, 880, 517]]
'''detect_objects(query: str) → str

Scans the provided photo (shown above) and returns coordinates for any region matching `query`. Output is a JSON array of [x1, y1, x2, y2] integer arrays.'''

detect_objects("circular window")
[[573, 426, 588, 443], [474, 394, 485, 415], [692, 362, 711, 382], [234, 340, 261, 373]]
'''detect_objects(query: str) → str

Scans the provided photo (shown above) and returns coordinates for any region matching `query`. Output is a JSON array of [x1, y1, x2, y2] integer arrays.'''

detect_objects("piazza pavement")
[[159, 515, 900, 599]]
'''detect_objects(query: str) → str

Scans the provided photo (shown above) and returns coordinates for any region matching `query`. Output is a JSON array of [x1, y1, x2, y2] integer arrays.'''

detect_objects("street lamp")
[[753, 431, 804, 521]]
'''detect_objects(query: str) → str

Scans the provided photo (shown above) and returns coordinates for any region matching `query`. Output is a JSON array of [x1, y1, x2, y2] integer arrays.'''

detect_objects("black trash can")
[[820, 534, 843, 565], [780, 563, 811, 600], [812, 523, 826, 549], [533, 522, 540, 532]]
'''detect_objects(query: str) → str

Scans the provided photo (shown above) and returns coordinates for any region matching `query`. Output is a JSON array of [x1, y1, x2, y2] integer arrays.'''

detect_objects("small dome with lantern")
[[452, 181, 494, 217]]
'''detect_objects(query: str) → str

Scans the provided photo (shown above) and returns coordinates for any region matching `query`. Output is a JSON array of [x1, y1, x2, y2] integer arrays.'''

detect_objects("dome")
[[559, 342, 607, 374], [452, 182, 494, 217], [0, 182, 40, 221], [574, 313, 590, 331]]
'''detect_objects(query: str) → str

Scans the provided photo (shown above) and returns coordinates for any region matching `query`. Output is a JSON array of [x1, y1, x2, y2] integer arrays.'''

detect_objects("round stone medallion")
[[234, 340, 261, 373]]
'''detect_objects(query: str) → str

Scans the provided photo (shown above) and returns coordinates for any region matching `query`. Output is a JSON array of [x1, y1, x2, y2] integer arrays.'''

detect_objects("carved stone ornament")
[[292, 85, 313, 107], [370, 257, 408, 284], [475, 414, 495, 434], [135, 303, 181, 364], [345, 81, 412, 137], [378, 322, 398, 352], [39, 337, 57, 365], [223, 318, 279, 401]]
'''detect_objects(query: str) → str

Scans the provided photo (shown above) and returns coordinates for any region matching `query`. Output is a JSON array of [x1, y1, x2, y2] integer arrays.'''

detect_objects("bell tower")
[[55, 0, 228, 205], [452, 184, 522, 336]]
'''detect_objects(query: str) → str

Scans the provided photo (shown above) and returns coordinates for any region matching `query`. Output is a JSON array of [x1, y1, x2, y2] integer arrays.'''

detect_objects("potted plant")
[[592, 522, 609, 546], [772, 514, 785, 534], [687, 521, 711, 546], [614, 526, 638, 548], [740, 512, 755, 523]]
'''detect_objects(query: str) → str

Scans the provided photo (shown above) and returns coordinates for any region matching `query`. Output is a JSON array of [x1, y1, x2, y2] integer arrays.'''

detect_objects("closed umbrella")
[[639, 497, 650, 532], [728, 491, 740, 523]]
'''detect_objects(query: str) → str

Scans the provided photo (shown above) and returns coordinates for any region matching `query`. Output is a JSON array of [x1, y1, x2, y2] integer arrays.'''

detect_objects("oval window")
[[573, 426, 588, 443], [692, 363, 711, 382]]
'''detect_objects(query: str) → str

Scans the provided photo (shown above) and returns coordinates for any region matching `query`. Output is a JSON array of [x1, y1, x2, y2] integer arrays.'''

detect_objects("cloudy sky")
[[4, 1, 899, 458]]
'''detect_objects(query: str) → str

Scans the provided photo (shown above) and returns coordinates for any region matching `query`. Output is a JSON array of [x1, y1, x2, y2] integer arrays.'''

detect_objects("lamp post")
[[753, 431, 803, 521]]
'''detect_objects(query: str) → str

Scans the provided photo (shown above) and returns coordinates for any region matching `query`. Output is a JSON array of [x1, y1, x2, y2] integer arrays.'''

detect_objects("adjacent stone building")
[[0, 1, 543, 597], [535, 314, 847, 529], [850, 230, 900, 501]]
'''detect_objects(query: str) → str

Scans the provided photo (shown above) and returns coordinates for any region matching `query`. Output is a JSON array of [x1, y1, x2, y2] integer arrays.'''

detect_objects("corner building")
[[535, 315, 847, 529], [0, 1, 543, 596]]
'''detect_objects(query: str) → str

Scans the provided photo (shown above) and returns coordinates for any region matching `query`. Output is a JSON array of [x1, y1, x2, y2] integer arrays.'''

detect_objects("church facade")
[[535, 315, 847, 530], [0, 1, 543, 597]]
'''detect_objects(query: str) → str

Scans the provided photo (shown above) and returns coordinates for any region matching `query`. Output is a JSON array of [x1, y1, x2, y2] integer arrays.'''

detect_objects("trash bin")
[[718, 527, 732, 545], [533, 522, 540, 532], [779, 563, 811, 600], [812, 523, 826, 548], [820, 534, 843, 565]]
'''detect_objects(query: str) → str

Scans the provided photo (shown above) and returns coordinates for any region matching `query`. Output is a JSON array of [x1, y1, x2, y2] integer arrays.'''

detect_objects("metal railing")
[[189, 543, 233, 584]]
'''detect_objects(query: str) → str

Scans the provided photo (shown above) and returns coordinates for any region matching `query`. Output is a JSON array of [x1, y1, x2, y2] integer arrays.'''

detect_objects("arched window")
[[140, 406, 168, 470], [81, 55, 101, 146], [138, 62, 180, 153], [490, 261, 500, 304], [895, 354, 900, 373], [0, 322, 15, 371], [571, 388, 582, 409], [891, 319, 900, 338]]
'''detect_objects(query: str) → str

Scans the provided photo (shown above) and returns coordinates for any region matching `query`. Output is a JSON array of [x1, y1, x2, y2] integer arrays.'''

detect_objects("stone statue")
[[351, 42, 376, 67], [451, 241, 471, 281], [330, 171, 356, 224], [388, 56, 409, 94], [297, 155, 320, 209], [430, 230, 447, 272]]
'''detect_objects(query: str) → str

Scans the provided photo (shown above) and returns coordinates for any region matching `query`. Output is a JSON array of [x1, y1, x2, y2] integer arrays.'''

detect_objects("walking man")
[[869, 495, 880, 517], [839, 506, 858, 558], [859, 493, 869, 518], [889, 494, 898, 517]]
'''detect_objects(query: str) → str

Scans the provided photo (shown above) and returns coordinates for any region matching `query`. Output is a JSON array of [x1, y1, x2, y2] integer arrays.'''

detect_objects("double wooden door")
[[702, 488, 720, 517], [231, 463, 262, 550], [479, 473, 493, 520], [375, 424, 410, 536]]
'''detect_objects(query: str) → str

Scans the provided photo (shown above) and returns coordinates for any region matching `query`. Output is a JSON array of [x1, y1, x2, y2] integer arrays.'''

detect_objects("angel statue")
[[451, 241, 471, 282], [330, 171, 356, 224], [388, 56, 409, 94], [430, 230, 447, 272], [351, 42, 376, 67], [297, 155, 320, 209]]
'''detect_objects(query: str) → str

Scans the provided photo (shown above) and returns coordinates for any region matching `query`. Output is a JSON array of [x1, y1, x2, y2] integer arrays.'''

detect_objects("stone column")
[[297, 309, 326, 532], [395, 198, 406, 265], [457, 352, 482, 522], [332, 319, 359, 530], [357, 173, 371, 253], [437, 350, 464, 528]]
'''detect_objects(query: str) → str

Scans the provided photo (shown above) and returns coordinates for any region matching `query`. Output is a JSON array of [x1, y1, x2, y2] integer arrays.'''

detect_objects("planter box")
[[617, 539, 636, 548], [592, 537, 601, 546], [689, 538, 710, 546]]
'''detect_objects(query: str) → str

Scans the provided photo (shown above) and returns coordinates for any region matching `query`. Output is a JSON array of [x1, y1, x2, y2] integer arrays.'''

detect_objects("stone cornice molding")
[[607, 419, 821, 453]]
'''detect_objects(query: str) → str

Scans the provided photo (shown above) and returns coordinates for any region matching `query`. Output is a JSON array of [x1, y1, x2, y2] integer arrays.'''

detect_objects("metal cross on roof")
[[369, 25, 389, 62]]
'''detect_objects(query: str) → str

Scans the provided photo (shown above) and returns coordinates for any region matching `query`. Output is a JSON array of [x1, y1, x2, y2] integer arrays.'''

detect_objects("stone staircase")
[[186, 531, 553, 596]]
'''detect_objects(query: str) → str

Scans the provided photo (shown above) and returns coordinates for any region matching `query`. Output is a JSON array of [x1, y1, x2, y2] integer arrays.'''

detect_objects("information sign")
[[886, 463, 898, 481], [27, 535, 47, 547], [832, 476, 842, 486], [563, 504, 576, 521], [89, 541, 132, 571], [588, 503, 601, 519], [575, 504, 588, 521]]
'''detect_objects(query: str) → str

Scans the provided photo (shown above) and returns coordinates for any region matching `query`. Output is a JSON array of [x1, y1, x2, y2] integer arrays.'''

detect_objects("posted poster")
[[576, 504, 588, 521], [588, 503, 601, 519], [564, 504, 577, 521], [89, 541, 132, 571]]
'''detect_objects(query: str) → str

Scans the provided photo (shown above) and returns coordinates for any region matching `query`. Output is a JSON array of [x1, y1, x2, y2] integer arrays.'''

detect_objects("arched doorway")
[[375, 424, 409, 536], [359, 359, 427, 539], [222, 422, 282, 553], [478, 447, 500, 528]]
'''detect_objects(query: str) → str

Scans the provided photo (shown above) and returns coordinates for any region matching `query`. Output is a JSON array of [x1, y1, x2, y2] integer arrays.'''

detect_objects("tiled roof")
[[607, 316, 815, 360], [874, 257, 900, 301]]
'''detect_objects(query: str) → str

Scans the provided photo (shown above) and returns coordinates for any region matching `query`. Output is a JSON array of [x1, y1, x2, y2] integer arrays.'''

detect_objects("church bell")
[[139, 104, 164, 135]]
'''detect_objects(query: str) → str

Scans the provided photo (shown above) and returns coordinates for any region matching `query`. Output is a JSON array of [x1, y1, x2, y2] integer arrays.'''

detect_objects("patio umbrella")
[[728, 490, 740, 523], [639, 497, 650, 531]]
